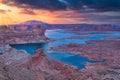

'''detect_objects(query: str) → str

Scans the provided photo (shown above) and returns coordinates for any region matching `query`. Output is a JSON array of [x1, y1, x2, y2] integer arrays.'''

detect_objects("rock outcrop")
[[0, 25, 49, 46], [0, 45, 80, 80], [0, 61, 38, 80], [0, 45, 30, 66], [22, 49, 81, 80]]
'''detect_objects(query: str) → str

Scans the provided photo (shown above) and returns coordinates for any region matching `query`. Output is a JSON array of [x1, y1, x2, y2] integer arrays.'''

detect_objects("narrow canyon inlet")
[[0, 0, 120, 80]]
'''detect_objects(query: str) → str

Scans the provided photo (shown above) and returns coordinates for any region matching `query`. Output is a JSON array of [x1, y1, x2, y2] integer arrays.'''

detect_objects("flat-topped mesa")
[[0, 25, 48, 45]]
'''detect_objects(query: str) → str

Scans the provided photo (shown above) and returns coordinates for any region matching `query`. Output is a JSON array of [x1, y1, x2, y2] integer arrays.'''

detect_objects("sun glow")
[[0, 0, 55, 25], [0, 4, 17, 25], [0, 1, 55, 25], [0, 0, 82, 25], [0, 4, 9, 11]]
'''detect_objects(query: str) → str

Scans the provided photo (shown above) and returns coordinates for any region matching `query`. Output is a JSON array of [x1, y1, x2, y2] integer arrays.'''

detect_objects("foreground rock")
[[0, 61, 38, 80], [0, 45, 30, 66], [0, 45, 81, 80], [22, 49, 81, 80]]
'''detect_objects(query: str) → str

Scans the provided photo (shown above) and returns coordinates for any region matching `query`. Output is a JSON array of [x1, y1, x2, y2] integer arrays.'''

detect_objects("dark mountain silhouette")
[[20, 20, 47, 25], [8, 20, 120, 31]]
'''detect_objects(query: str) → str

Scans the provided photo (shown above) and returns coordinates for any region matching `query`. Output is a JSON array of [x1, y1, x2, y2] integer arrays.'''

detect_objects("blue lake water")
[[45, 30, 120, 47], [11, 43, 44, 54], [11, 29, 120, 69]]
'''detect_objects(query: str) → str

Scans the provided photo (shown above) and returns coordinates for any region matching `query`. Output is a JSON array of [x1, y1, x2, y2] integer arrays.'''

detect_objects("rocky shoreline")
[[1, 44, 120, 80], [51, 38, 120, 61], [0, 25, 80, 80], [0, 25, 120, 80], [0, 45, 82, 80], [50, 38, 120, 80]]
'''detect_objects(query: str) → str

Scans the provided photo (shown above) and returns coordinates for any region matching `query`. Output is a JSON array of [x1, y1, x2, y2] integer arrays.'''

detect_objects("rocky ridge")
[[0, 45, 81, 80]]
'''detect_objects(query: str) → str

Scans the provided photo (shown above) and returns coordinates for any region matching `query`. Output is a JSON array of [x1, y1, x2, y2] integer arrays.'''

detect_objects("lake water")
[[45, 29, 120, 47], [11, 29, 120, 69], [11, 43, 44, 54]]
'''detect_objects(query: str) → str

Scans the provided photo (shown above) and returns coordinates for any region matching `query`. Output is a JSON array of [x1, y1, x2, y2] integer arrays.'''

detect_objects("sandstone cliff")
[[0, 25, 48, 46], [0, 45, 80, 80]]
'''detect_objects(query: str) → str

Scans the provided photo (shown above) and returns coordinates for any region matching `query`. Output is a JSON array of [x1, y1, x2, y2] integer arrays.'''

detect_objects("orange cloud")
[[0, 2, 86, 25], [0, 3, 54, 24], [0, 0, 2, 4]]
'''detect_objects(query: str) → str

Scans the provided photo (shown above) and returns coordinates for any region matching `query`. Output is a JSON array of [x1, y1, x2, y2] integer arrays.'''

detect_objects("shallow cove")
[[11, 43, 95, 69], [10, 43, 45, 55]]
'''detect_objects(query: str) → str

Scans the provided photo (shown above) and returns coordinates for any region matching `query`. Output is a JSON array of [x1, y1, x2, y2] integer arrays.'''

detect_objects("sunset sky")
[[0, 0, 120, 25]]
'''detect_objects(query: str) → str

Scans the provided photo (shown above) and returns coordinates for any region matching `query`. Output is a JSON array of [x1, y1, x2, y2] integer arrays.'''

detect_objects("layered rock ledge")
[[0, 25, 49, 46]]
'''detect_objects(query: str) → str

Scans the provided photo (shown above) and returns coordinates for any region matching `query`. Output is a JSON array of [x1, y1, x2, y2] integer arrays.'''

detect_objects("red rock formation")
[[0, 60, 38, 80], [0, 24, 49, 46], [1, 39, 120, 80], [21, 49, 81, 80], [0, 45, 81, 80]]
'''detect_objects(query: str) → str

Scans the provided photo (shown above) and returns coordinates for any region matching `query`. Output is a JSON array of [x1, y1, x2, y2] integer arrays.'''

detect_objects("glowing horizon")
[[0, 1, 84, 25], [0, 3, 55, 25], [0, 0, 120, 25]]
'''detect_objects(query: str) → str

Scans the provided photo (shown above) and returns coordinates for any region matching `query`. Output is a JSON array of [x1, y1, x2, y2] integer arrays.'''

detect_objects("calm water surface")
[[11, 29, 120, 69]]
